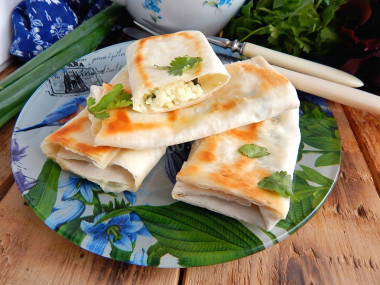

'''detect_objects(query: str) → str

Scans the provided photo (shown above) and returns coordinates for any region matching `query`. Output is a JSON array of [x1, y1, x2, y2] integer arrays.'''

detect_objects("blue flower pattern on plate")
[[45, 199, 85, 230], [13, 170, 37, 192], [11, 139, 36, 192], [80, 212, 150, 255], [132, 248, 148, 266], [60, 175, 101, 203], [124, 191, 137, 204], [11, 139, 28, 164]]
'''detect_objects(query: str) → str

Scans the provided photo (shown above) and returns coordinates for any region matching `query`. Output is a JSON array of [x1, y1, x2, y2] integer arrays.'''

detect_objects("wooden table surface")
[[1, 58, 380, 284]]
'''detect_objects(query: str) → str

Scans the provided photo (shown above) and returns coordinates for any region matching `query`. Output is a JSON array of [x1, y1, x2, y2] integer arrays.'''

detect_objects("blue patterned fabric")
[[10, 0, 111, 61]]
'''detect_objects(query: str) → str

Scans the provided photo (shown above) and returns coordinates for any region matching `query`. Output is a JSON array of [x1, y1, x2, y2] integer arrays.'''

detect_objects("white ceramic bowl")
[[111, 0, 245, 36]]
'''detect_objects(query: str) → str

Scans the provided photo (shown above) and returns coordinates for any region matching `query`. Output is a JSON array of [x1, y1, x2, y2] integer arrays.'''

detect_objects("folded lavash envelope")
[[126, 30, 230, 113], [41, 109, 165, 192], [172, 108, 301, 230], [89, 56, 300, 150]]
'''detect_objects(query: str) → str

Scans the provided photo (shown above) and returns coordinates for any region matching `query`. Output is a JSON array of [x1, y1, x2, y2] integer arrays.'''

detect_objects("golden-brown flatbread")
[[126, 31, 230, 113], [172, 109, 301, 230], [41, 110, 165, 192], [89, 56, 300, 150]]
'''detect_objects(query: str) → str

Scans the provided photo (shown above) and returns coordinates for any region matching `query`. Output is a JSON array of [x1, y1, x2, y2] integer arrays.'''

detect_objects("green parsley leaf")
[[87, 84, 132, 120], [155, 56, 203, 76], [238, 144, 269, 158], [93, 111, 110, 120], [258, 171, 298, 200], [87, 97, 96, 107], [226, 0, 345, 56]]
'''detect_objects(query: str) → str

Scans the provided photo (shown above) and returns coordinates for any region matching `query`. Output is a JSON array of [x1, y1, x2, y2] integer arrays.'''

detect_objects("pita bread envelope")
[[172, 108, 301, 230], [126, 30, 230, 113], [89, 56, 300, 150], [41, 110, 165, 192]]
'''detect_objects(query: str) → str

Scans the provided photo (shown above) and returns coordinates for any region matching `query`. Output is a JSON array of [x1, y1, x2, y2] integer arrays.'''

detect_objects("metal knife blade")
[[123, 27, 152, 40]]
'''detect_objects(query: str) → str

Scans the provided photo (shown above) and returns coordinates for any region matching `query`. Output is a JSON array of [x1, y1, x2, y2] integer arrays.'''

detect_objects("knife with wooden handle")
[[216, 38, 364, 88]]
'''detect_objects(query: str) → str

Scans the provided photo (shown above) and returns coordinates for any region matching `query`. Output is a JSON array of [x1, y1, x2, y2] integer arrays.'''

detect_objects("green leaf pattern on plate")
[[298, 100, 341, 166], [23, 159, 61, 221], [131, 202, 265, 267]]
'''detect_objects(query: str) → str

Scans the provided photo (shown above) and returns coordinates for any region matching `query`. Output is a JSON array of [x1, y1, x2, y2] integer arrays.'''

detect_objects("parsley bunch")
[[226, 0, 345, 56]]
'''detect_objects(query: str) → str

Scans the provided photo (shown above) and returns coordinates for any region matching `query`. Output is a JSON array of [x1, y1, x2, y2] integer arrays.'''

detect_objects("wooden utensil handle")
[[274, 66, 380, 115], [242, 42, 363, 88]]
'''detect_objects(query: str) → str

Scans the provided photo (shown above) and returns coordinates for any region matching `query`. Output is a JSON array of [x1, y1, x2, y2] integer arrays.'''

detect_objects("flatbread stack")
[[41, 31, 301, 230]]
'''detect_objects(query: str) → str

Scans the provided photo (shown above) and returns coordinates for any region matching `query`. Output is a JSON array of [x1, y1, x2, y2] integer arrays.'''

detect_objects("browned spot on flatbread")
[[177, 31, 197, 40], [124, 86, 132, 94], [196, 150, 217, 163], [225, 121, 264, 142], [167, 110, 178, 122], [135, 39, 151, 88], [232, 155, 254, 169], [195, 136, 218, 163], [177, 164, 200, 177], [242, 64, 288, 90], [103, 109, 162, 134], [221, 100, 237, 111], [102, 83, 131, 97], [208, 164, 274, 200], [73, 142, 112, 156], [48, 116, 113, 155], [211, 99, 238, 113]]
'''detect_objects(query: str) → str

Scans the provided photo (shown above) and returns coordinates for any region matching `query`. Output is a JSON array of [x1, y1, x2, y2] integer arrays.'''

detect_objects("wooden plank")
[[0, 117, 16, 201], [182, 102, 380, 284], [0, 184, 181, 285], [0, 64, 22, 201], [0, 63, 20, 80], [343, 106, 380, 194]]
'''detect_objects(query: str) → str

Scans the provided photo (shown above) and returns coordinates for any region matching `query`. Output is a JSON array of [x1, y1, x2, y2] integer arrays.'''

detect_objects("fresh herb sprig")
[[226, 0, 345, 56], [238, 144, 269, 158], [87, 84, 132, 120], [258, 171, 298, 200], [155, 56, 203, 76]]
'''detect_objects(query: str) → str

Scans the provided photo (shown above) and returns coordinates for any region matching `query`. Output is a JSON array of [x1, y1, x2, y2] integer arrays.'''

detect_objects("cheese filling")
[[144, 80, 203, 109]]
